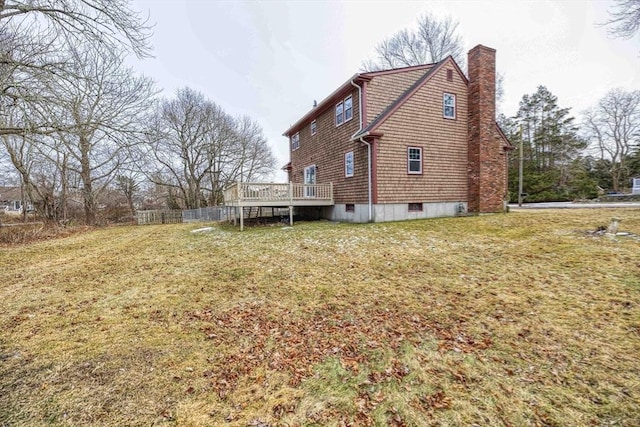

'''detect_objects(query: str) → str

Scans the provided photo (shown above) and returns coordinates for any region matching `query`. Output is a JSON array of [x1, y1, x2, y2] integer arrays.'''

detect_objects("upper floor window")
[[291, 132, 300, 151], [335, 95, 353, 126], [336, 102, 344, 126], [344, 96, 353, 122], [345, 151, 354, 177], [443, 93, 456, 119], [408, 147, 422, 174], [310, 120, 317, 136]]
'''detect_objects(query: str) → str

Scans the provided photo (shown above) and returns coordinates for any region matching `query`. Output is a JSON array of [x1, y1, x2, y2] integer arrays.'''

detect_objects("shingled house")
[[282, 44, 512, 223]]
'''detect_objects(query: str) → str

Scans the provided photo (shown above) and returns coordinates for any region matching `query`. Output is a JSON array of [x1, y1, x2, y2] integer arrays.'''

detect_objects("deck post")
[[289, 205, 293, 226], [240, 207, 244, 231]]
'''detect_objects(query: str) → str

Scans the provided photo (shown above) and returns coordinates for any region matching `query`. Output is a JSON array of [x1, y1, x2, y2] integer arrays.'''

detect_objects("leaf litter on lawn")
[[0, 210, 639, 426]]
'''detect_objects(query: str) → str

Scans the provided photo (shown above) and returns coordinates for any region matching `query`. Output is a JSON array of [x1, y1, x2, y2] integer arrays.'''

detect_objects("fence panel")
[[136, 210, 183, 225]]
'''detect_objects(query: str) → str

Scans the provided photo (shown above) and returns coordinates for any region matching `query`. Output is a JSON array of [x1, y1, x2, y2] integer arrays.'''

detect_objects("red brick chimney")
[[467, 45, 506, 213]]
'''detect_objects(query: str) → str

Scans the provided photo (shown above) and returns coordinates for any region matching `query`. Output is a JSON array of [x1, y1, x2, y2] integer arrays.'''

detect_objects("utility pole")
[[518, 124, 524, 207]]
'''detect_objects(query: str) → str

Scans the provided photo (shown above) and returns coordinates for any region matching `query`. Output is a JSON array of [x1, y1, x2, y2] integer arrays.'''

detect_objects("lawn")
[[1, 209, 639, 426]]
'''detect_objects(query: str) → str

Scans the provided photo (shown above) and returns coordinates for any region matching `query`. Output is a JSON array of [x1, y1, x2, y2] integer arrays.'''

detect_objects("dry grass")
[[1, 209, 639, 426]]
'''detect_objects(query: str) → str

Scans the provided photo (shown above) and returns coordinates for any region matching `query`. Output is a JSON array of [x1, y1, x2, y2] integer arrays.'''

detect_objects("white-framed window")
[[304, 164, 316, 197], [335, 102, 344, 126], [443, 93, 456, 119], [310, 120, 317, 136], [335, 95, 354, 126], [407, 147, 422, 174], [345, 151, 354, 177], [291, 132, 300, 151], [344, 96, 353, 122]]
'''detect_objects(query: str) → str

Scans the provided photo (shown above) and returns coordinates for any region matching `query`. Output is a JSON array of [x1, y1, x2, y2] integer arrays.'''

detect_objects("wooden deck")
[[223, 182, 334, 230], [223, 182, 333, 207]]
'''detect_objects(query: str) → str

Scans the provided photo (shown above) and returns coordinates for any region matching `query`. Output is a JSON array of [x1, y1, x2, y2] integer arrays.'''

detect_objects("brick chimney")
[[467, 45, 506, 213]]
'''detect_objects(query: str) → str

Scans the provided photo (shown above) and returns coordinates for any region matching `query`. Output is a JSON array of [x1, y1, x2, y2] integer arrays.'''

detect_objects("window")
[[291, 132, 300, 150], [344, 96, 353, 122], [310, 120, 317, 136], [407, 147, 422, 174], [335, 102, 344, 126], [304, 164, 316, 197], [335, 95, 354, 126], [345, 204, 355, 212], [345, 151, 354, 177], [408, 203, 423, 212], [446, 69, 453, 82], [443, 93, 456, 119]]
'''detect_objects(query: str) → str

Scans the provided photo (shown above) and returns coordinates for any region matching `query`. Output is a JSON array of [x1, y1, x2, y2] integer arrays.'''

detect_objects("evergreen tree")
[[508, 86, 591, 201]]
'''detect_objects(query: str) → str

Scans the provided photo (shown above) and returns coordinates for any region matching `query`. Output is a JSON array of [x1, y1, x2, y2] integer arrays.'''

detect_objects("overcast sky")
[[129, 0, 639, 181]]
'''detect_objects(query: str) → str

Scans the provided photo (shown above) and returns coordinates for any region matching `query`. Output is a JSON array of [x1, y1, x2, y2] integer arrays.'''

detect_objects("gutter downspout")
[[350, 79, 373, 222]]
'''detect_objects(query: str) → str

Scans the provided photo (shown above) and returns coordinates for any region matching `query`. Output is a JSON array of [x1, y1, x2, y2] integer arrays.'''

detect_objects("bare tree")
[[601, 0, 640, 39], [0, 0, 152, 58], [40, 44, 155, 224], [145, 88, 235, 209], [362, 13, 464, 71], [145, 88, 276, 208], [583, 88, 640, 192]]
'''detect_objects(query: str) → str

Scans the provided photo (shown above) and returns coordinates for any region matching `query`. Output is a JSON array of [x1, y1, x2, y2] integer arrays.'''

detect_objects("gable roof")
[[282, 63, 443, 138], [0, 186, 22, 201], [352, 56, 467, 140]]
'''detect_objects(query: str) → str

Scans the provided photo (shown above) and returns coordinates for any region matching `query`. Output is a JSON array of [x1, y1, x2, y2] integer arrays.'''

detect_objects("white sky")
[[130, 0, 639, 182]]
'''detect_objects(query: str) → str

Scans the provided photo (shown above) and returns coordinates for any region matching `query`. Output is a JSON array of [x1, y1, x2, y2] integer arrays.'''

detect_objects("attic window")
[[443, 93, 456, 119], [291, 132, 300, 151], [446, 69, 453, 81], [311, 120, 317, 136]]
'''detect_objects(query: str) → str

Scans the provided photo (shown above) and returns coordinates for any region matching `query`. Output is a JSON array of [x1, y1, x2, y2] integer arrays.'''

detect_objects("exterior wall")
[[374, 58, 469, 204], [366, 68, 431, 123], [288, 88, 369, 204], [322, 202, 465, 223], [468, 45, 507, 213], [324, 204, 370, 223]]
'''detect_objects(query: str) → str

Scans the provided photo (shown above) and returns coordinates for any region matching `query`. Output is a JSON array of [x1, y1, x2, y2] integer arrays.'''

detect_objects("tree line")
[[0, 1, 275, 225]]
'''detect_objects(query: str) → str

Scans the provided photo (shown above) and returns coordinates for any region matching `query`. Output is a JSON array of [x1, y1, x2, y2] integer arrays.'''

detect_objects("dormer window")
[[443, 93, 456, 119]]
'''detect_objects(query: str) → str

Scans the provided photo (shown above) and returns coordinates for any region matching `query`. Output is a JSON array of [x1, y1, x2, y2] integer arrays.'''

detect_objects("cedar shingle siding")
[[283, 44, 510, 222], [375, 59, 468, 203]]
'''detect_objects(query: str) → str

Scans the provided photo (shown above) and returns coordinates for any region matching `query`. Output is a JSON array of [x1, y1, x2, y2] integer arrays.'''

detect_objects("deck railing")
[[223, 181, 333, 206]]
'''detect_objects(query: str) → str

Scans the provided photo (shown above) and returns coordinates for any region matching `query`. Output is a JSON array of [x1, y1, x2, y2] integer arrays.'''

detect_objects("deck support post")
[[289, 206, 293, 226], [240, 207, 244, 231]]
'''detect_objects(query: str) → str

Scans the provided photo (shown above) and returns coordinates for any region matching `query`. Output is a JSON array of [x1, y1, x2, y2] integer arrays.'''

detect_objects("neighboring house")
[[283, 44, 512, 223], [0, 186, 30, 214], [632, 177, 640, 195]]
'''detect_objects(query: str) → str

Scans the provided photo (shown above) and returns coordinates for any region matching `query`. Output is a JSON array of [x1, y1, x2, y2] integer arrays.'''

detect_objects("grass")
[[1, 209, 639, 426]]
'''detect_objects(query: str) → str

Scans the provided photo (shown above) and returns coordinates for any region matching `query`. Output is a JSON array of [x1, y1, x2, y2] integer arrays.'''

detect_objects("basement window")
[[408, 203, 423, 212], [345, 204, 355, 212], [443, 93, 456, 119]]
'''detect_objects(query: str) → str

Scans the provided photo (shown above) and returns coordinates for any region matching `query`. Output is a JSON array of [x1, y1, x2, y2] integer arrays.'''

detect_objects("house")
[[282, 44, 512, 223], [0, 186, 28, 214]]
